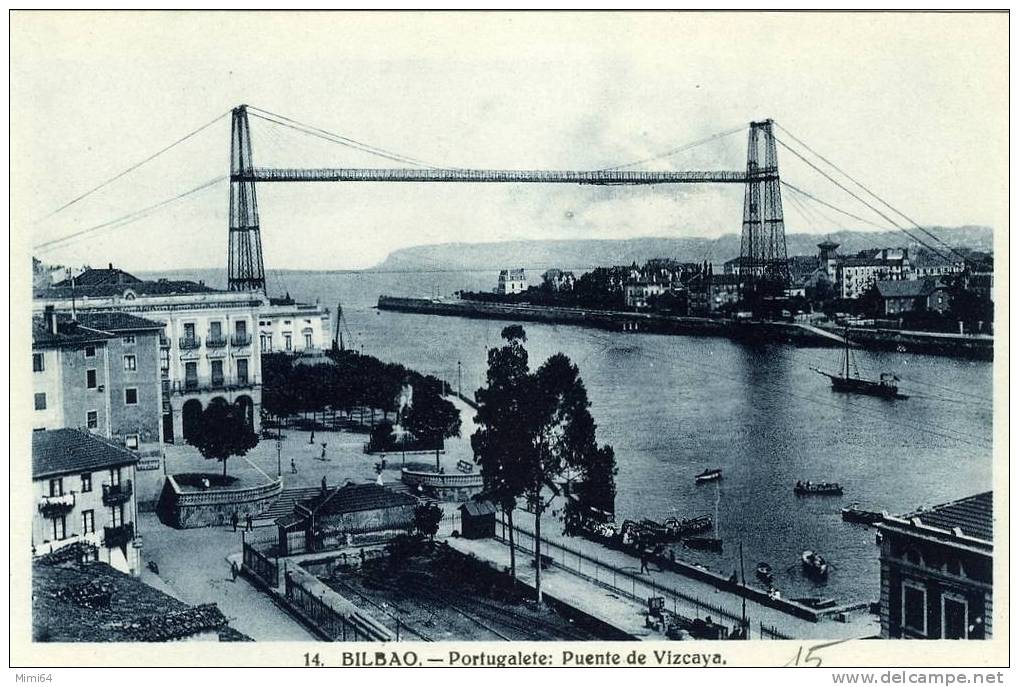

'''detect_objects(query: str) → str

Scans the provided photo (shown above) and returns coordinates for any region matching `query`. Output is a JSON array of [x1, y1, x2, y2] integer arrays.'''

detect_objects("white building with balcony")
[[258, 297, 331, 355], [32, 429, 141, 575], [35, 268, 264, 444]]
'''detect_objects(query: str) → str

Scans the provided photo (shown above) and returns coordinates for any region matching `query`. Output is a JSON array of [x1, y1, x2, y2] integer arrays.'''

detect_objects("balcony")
[[159, 335, 171, 348], [210, 377, 225, 389], [231, 333, 252, 347], [171, 378, 259, 394], [206, 335, 228, 349], [179, 336, 202, 350], [38, 492, 75, 517], [104, 522, 135, 549], [102, 480, 133, 506]]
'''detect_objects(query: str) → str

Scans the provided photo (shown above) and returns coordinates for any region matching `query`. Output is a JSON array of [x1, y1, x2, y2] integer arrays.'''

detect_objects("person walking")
[[640, 550, 650, 574], [320, 443, 327, 461], [245, 514, 253, 532], [309, 430, 315, 444], [290, 457, 297, 474], [231, 511, 238, 532], [230, 560, 239, 582]]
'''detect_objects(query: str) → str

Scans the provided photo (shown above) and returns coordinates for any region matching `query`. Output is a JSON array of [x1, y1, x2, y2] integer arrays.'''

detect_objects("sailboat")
[[812, 328, 907, 400]]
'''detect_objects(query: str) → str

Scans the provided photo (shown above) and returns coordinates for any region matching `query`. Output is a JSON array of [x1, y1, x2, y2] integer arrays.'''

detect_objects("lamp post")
[[457, 360, 462, 399], [276, 438, 282, 478]]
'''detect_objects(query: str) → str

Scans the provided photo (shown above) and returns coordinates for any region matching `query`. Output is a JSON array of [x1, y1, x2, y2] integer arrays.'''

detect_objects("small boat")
[[695, 468, 723, 483], [755, 562, 773, 583], [664, 515, 713, 537], [794, 480, 843, 496], [841, 503, 883, 525], [801, 550, 830, 579], [683, 537, 723, 552], [812, 328, 908, 399]]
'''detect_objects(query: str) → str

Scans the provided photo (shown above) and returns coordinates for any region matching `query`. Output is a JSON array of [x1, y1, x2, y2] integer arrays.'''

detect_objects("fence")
[[498, 525, 791, 640], [283, 570, 391, 642], [242, 541, 279, 588]]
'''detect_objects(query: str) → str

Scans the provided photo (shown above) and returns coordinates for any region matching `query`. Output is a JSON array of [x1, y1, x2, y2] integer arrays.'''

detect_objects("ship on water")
[[813, 328, 907, 400]]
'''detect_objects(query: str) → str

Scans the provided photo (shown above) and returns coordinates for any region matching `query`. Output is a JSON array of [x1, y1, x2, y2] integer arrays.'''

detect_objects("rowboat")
[[794, 481, 843, 496], [801, 550, 830, 579], [695, 468, 723, 483]]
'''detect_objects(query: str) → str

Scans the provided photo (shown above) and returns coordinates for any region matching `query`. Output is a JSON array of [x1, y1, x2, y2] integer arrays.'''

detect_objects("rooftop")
[[876, 278, 944, 299], [33, 559, 248, 642], [296, 482, 417, 518], [70, 311, 165, 333], [53, 265, 142, 288], [32, 317, 115, 348], [906, 491, 993, 543], [36, 278, 223, 300], [33, 428, 139, 480]]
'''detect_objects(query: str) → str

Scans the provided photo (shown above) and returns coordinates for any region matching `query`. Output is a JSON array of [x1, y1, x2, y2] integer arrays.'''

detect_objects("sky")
[[12, 12, 1008, 271]]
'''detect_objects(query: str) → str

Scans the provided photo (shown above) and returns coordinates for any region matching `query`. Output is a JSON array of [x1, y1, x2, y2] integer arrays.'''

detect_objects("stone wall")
[[157, 475, 282, 529]]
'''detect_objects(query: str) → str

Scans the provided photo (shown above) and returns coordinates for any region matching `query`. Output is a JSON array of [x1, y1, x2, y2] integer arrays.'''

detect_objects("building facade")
[[258, 300, 331, 355], [876, 279, 951, 316], [877, 492, 992, 640], [623, 282, 667, 309], [496, 269, 527, 295], [35, 269, 265, 444], [32, 429, 142, 576]]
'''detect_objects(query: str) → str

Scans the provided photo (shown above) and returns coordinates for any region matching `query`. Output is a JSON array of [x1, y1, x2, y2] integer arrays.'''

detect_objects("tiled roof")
[[53, 267, 142, 287], [876, 279, 942, 299], [32, 560, 249, 642], [32, 317, 115, 348], [460, 500, 497, 517], [299, 483, 417, 517], [69, 312, 164, 332], [33, 429, 139, 480], [907, 491, 993, 543], [35, 279, 223, 300]]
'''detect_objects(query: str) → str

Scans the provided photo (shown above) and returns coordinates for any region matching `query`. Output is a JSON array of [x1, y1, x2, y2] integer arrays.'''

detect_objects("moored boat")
[[794, 480, 843, 496], [695, 468, 723, 483], [755, 562, 773, 583], [801, 550, 830, 579], [682, 536, 723, 552], [812, 328, 908, 399], [841, 503, 884, 524]]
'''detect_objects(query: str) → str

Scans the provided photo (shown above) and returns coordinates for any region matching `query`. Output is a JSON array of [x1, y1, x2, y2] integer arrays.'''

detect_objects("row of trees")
[[471, 325, 616, 602], [263, 350, 461, 472]]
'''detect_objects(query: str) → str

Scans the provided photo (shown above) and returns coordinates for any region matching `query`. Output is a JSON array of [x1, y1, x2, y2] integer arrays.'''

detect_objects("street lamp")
[[276, 438, 282, 478]]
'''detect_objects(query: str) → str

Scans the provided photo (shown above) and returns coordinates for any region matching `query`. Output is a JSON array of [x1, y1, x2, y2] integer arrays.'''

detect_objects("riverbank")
[[377, 296, 993, 360]]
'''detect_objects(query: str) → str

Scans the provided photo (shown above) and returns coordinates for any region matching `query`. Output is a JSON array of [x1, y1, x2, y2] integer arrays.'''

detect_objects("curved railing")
[[400, 468, 483, 489], [167, 475, 283, 506]]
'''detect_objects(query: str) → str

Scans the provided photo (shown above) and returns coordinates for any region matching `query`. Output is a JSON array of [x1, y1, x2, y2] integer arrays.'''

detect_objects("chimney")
[[44, 305, 57, 335], [108, 262, 113, 270]]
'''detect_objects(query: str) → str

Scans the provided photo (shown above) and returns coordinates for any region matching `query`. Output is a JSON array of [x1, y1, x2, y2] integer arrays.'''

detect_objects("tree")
[[471, 325, 531, 579], [369, 420, 396, 452], [404, 393, 461, 472], [190, 400, 259, 477], [413, 502, 443, 541]]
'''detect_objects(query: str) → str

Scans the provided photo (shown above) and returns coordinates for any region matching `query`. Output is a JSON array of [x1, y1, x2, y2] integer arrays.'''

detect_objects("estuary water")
[[193, 268, 996, 604]]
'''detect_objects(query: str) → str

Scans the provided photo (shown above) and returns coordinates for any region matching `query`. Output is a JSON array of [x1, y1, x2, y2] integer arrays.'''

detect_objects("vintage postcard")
[[9, 10, 1009, 674]]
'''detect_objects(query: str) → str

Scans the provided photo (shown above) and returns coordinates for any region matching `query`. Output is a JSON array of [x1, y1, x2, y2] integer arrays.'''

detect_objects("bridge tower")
[[738, 119, 789, 310], [228, 105, 266, 293]]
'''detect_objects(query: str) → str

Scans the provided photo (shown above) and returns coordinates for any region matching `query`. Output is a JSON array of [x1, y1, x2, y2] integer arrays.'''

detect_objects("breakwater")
[[377, 296, 992, 360]]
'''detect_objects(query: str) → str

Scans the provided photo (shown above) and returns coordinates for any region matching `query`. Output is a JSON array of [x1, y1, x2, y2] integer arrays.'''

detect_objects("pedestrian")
[[245, 514, 253, 532], [640, 550, 650, 574], [320, 443, 327, 461], [309, 430, 315, 444], [321, 476, 327, 493], [290, 457, 297, 474], [231, 511, 238, 532], [230, 560, 239, 582]]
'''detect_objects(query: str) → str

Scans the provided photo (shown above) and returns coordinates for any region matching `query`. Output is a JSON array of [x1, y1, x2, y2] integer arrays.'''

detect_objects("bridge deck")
[[238, 168, 767, 184]]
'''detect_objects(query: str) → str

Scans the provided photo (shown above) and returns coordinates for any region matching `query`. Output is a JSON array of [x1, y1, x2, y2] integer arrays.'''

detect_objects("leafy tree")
[[413, 502, 443, 541], [369, 420, 396, 452], [404, 393, 462, 472], [471, 325, 531, 578], [190, 400, 259, 477]]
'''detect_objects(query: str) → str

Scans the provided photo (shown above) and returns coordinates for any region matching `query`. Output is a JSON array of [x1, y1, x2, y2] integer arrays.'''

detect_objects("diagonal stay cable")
[[775, 123, 974, 266], [601, 125, 746, 171], [781, 181, 886, 229], [32, 175, 228, 252], [247, 106, 440, 169], [34, 110, 230, 224]]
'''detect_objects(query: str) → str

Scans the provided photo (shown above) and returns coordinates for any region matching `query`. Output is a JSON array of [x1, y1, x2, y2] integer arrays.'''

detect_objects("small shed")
[[458, 500, 497, 539]]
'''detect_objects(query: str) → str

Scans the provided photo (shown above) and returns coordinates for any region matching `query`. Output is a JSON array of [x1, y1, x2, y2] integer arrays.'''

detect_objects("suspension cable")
[[775, 123, 974, 266], [781, 181, 886, 229], [33, 176, 228, 252], [34, 110, 230, 224], [601, 125, 746, 171]]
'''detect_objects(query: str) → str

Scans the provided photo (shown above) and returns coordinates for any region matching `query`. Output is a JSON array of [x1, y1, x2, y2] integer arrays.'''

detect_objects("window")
[[48, 478, 63, 497], [87, 410, 98, 429], [80, 473, 92, 493], [209, 321, 222, 339], [86, 369, 97, 389], [236, 358, 249, 385], [304, 333, 313, 349], [111, 503, 124, 527], [33, 353, 44, 372], [125, 434, 139, 450], [85, 345, 96, 358], [184, 322, 196, 339], [160, 348, 170, 374], [124, 354, 136, 371], [184, 362, 198, 390], [82, 510, 95, 535], [211, 360, 224, 387], [235, 320, 247, 336], [942, 594, 968, 640], [122, 335, 135, 345], [110, 467, 121, 486], [260, 334, 272, 352], [125, 388, 138, 405], [34, 393, 47, 411], [51, 515, 67, 541], [284, 333, 292, 351], [902, 581, 927, 635]]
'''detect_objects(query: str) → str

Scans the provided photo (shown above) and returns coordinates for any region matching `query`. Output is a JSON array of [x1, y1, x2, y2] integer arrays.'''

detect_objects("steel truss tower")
[[739, 119, 789, 307], [228, 105, 266, 293]]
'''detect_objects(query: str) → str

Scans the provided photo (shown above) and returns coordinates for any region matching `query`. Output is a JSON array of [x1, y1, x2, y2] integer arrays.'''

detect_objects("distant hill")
[[373, 226, 993, 272]]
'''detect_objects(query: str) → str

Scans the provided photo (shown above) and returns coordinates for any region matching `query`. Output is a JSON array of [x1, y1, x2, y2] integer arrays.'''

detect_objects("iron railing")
[[102, 480, 133, 506], [206, 335, 228, 348], [104, 522, 135, 549], [179, 336, 201, 350], [231, 333, 252, 346]]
